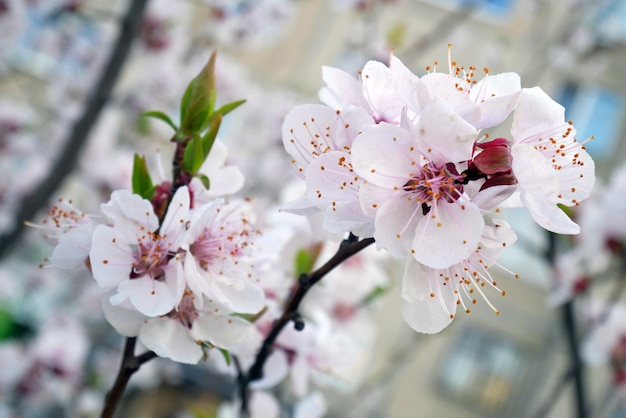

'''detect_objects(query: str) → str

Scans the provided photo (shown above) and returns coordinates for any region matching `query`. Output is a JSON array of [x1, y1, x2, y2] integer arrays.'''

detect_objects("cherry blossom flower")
[[89, 186, 190, 317], [401, 218, 518, 333], [352, 115, 483, 269], [510, 86, 595, 234], [182, 198, 265, 314]]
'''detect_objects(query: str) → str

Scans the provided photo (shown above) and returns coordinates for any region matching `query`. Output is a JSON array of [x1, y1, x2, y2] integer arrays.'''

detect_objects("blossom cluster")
[[35, 141, 264, 364], [282, 48, 595, 333]]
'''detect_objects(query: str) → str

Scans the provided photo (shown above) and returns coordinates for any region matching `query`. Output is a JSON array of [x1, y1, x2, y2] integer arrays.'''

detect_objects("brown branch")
[[0, 0, 149, 259], [238, 234, 375, 415], [101, 337, 157, 418]]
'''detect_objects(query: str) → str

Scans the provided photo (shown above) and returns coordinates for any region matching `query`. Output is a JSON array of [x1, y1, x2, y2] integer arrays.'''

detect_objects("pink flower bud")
[[473, 138, 512, 175]]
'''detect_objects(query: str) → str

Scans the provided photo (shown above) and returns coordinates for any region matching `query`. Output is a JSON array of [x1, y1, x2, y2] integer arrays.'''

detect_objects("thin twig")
[[239, 234, 375, 416], [0, 0, 149, 259], [100, 337, 157, 418]]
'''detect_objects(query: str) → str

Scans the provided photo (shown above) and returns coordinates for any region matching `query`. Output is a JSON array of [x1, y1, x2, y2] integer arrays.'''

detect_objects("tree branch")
[[238, 234, 375, 415], [0, 0, 149, 259], [100, 337, 157, 418]]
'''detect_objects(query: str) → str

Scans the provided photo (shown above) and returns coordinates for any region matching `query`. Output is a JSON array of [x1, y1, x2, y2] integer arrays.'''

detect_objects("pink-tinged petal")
[[50, 223, 94, 269], [117, 275, 178, 317], [191, 314, 253, 350], [412, 201, 484, 269], [511, 87, 565, 141], [139, 318, 203, 364], [100, 190, 158, 236], [352, 123, 419, 188], [480, 219, 518, 250], [512, 143, 580, 233], [415, 98, 477, 163], [100, 294, 145, 337], [90, 225, 134, 289], [469, 184, 518, 211], [373, 197, 422, 258], [160, 186, 190, 246], [471, 73, 521, 129], [249, 350, 289, 390], [319, 66, 367, 110], [401, 258, 457, 334]]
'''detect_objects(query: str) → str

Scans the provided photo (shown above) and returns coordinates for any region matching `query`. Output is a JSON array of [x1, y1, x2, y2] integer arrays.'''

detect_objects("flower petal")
[[401, 258, 457, 334], [139, 318, 203, 364], [412, 201, 484, 269], [89, 225, 134, 289], [191, 313, 253, 350]]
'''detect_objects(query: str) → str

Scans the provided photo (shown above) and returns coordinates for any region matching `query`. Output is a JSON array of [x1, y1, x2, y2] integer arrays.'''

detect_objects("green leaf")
[[294, 248, 315, 276], [131, 154, 154, 198], [142, 110, 178, 132], [180, 51, 217, 135], [183, 136, 205, 174], [219, 348, 231, 366], [196, 173, 210, 190], [214, 99, 246, 119], [0, 308, 14, 340], [200, 114, 222, 160]]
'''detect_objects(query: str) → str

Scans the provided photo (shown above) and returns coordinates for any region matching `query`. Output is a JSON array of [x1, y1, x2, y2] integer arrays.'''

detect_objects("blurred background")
[[1, 0, 626, 417]]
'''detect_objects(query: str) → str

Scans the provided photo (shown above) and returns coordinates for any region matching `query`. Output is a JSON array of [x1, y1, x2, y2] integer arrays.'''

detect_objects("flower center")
[[403, 163, 464, 212], [131, 231, 170, 279]]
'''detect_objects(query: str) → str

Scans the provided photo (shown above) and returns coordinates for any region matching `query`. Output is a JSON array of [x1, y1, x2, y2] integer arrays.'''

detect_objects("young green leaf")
[[200, 114, 222, 160], [180, 51, 217, 135], [131, 154, 154, 198], [294, 248, 315, 276], [183, 136, 205, 174], [214, 99, 246, 119], [142, 110, 178, 132]]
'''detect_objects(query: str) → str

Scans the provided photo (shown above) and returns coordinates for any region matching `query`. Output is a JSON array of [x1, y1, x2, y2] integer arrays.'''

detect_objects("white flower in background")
[[183, 198, 265, 314], [401, 218, 518, 333], [510, 86, 595, 234], [89, 186, 190, 317], [27, 198, 97, 270]]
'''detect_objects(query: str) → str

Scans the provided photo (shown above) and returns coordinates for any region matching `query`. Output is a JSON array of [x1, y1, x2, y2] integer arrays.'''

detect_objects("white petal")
[[412, 201, 484, 269], [100, 190, 158, 237], [512, 143, 579, 233], [118, 275, 178, 317], [401, 257, 457, 334], [415, 98, 477, 163], [139, 318, 203, 364], [294, 392, 327, 418], [373, 197, 421, 258], [319, 66, 367, 110], [50, 223, 94, 269], [191, 314, 253, 350], [511, 87, 565, 141], [352, 123, 419, 188], [89, 225, 134, 289], [160, 186, 190, 246], [305, 151, 360, 208], [100, 294, 145, 337], [471, 72, 521, 129], [280, 195, 320, 216]]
